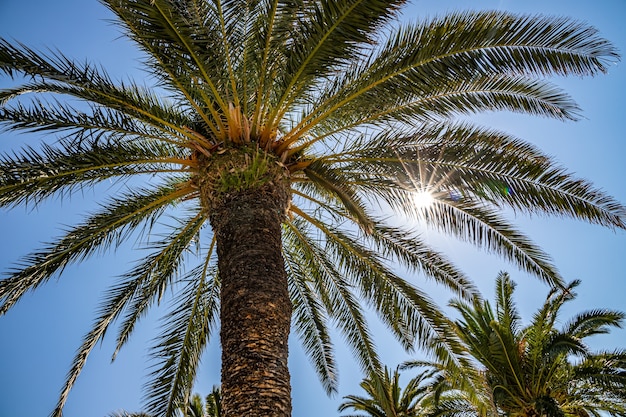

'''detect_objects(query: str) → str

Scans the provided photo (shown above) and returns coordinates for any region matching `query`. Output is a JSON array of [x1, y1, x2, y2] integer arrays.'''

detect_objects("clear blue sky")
[[0, 1, 624, 416]]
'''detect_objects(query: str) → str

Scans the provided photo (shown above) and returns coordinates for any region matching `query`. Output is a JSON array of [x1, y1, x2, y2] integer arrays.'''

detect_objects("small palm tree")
[[339, 366, 440, 417], [184, 387, 221, 417], [1, 1, 625, 416], [109, 387, 221, 417], [108, 412, 152, 417], [203, 386, 221, 417], [410, 273, 626, 417]]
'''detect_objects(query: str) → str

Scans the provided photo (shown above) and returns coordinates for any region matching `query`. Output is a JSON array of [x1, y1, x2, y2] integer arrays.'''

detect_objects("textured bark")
[[209, 178, 292, 417]]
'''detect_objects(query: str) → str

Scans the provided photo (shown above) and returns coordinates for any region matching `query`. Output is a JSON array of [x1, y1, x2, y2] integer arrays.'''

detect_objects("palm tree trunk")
[[210, 180, 292, 417]]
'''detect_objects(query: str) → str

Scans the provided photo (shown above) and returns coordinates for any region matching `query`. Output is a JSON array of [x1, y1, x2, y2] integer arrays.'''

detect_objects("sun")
[[413, 190, 434, 209]]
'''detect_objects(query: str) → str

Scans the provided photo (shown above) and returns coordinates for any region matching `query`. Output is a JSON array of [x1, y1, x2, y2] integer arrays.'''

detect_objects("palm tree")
[[1, 1, 624, 416], [203, 386, 222, 417], [412, 273, 626, 417], [108, 387, 221, 417], [185, 387, 221, 417], [339, 366, 439, 417], [108, 412, 152, 417]]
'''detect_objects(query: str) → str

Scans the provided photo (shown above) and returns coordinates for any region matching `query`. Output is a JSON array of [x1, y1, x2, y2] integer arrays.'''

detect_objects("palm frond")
[[273, 0, 407, 124], [205, 385, 222, 417], [286, 213, 382, 375], [284, 221, 338, 394], [563, 309, 625, 339], [0, 95, 164, 143], [286, 10, 618, 145], [108, 411, 152, 417], [494, 273, 521, 337], [368, 224, 479, 302], [337, 123, 626, 229], [0, 39, 199, 140], [421, 200, 562, 286], [112, 211, 207, 360], [0, 138, 191, 208], [306, 71, 580, 144], [102, 0, 229, 119], [0, 182, 189, 315], [293, 205, 469, 370], [144, 259, 220, 417], [295, 167, 479, 303], [53, 276, 156, 417], [303, 160, 375, 232]]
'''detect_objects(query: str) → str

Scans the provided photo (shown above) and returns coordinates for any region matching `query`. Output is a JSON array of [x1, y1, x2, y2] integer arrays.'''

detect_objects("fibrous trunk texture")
[[209, 173, 292, 417]]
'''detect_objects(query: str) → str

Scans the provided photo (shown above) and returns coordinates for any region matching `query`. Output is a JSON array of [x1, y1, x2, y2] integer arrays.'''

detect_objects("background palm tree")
[[108, 412, 152, 417], [408, 273, 626, 417], [204, 386, 222, 417], [1, 1, 625, 416], [184, 387, 221, 417], [339, 366, 440, 417], [108, 387, 221, 417]]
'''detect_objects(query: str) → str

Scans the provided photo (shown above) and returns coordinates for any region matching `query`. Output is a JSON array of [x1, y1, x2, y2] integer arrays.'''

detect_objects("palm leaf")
[[112, 211, 206, 359], [145, 260, 220, 417], [0, 139, 191, 208], [286, 214, 382, 375], [284, 221, 338, 394], [0, 183, 189, 315]]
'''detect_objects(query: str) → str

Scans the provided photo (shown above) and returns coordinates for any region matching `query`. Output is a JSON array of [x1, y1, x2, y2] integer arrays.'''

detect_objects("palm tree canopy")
[[108, 412, 153, 417], [1, 1, 625, 416], [183, 388, 221, 417], [417, 273, 626, 417], [339, 366, 440, 417], [107, 387, 221, 417]]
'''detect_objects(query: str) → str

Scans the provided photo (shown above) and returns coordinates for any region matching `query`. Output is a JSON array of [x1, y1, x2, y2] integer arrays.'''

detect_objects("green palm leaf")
[[0, 139, 191, 208], [0, 183, 189, 315], [284, 224, 338, 394], [112, 211, 206, 358], [145, 264, 220, 417]]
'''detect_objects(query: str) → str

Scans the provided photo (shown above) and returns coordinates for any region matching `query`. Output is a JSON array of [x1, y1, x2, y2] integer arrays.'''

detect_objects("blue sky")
[[0, 1, 625, 416]]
